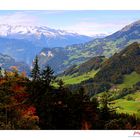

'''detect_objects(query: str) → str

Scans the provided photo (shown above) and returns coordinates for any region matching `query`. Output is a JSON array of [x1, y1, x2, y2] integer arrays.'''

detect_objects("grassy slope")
[[92, 72, 140, 117], [117, 72, 140, 89], [59, 70, 140, 116], [112, 91, 140, 117], [60, 70, 98, 85], [113, 72, 140, 117], [92, 91, 140, 117]]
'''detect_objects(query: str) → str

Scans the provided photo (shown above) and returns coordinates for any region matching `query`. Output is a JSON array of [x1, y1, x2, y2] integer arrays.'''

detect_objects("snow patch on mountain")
[[40, 52, 46, 56], [47, 51, 53, 57], [40, 51, 53, 58]]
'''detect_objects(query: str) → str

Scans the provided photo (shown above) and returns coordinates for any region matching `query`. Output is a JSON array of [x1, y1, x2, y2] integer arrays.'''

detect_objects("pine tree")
[[100, 91, 116, 120], [0, 67, 3, 79], [29, 56, 41, 99], [57, 79, 64, 90], [31, 56, 40, 81], [41, 66, 56, 88]]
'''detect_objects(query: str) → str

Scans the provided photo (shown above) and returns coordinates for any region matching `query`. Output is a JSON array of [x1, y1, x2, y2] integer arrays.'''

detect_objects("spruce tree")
[[57, 79, 64, 90], [100, 91, 116, 120], [0, 67, 3, 79], [31, 56, 40, 81], [41, 65, 56, 88], [30, 55, 41, 99]]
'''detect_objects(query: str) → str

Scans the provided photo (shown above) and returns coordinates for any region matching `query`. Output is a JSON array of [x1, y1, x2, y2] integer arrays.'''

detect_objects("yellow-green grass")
[[117, 72, 140, 89], [59, 70, 98, 85], [112, 91, 140, 117], [91, 91, 140, 117]]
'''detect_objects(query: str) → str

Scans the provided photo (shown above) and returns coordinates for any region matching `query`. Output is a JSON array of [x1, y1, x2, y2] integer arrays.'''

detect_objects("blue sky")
[[0, 10, 140, 36]]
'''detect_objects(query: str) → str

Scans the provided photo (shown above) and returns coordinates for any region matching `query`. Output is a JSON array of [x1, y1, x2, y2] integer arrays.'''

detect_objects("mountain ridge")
[[59, 42, 140, 96], [38, 19, 140, 73]]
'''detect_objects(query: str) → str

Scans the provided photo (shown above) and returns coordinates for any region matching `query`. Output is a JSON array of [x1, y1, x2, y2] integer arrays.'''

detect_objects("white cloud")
[[0, 12, 38, 26], [61, 21, 132, 36]]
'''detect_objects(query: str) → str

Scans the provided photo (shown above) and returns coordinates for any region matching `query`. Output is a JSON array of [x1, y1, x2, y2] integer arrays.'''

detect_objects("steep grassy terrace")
[[60, 70, 98, 85], [91, 91, 140, 117], [112, 91, 140, 117], [117, 72, 140, 89]]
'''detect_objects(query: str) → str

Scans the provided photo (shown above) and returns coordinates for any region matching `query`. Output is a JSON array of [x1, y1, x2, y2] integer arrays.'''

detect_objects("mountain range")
[[1, 20, 140, 74], [0, 24, 96, 67], [0, 24, 94, 48], [38, 20, 140, 73]]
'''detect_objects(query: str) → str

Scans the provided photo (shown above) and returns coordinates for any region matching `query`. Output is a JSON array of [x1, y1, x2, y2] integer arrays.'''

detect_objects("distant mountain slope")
[[39, 20, 140, 73], [106, 20, 140, 41], [0, 37, 41, 65], [0, 53, 30, 73], [62, 56, 105, 76]]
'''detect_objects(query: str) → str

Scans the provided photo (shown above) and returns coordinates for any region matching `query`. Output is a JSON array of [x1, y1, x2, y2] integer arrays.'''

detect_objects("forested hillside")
[[60, 42, 140, 95], [58, 42, 140, 118], [1, 56, 140, 130], [94, 42, 140, 84]]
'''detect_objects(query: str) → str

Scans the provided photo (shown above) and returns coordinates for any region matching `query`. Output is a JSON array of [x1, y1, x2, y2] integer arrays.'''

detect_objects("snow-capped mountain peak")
[[0, 24, 95, 48], [0, 24, 82, 38]]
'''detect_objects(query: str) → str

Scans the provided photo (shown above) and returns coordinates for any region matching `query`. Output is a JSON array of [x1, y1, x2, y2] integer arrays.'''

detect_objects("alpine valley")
[[0, 20, 140, 75], [2, 17, 140, 130]]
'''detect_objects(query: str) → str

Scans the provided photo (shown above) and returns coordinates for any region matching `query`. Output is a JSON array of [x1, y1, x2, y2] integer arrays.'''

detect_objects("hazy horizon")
[[0, 10, 140, 36]]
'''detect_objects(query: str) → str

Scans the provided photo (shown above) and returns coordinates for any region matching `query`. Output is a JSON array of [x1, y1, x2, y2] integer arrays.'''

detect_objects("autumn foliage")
[[0, 68, 39, 129], [0, 62, 140, 130]]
